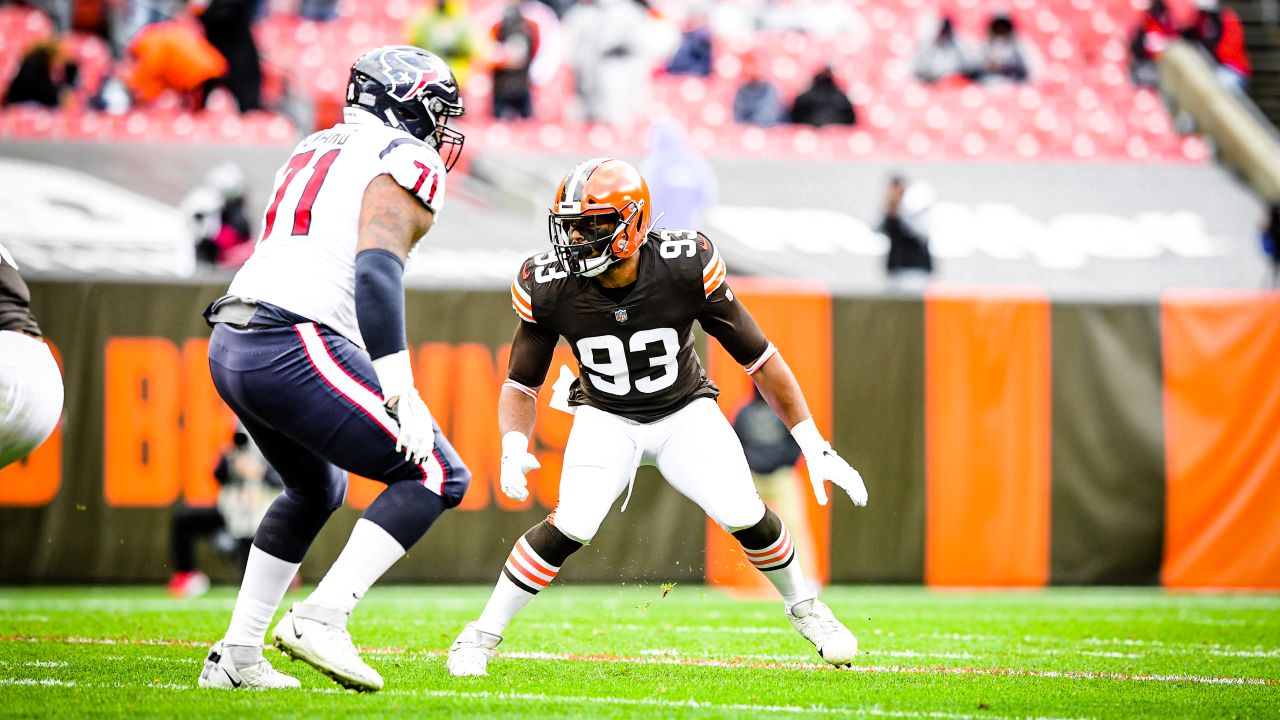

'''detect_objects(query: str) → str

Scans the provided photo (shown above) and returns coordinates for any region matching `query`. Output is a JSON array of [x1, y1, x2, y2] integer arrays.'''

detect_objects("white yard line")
[[0, 678, 1087, 720]]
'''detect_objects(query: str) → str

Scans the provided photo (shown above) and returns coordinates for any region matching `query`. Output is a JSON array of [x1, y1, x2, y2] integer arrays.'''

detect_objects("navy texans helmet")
[[347, 45, 466, 170]]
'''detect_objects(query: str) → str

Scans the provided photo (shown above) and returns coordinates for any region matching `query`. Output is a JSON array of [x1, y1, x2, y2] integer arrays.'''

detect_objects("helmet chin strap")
[[579, 253, 618, 278], [580, 222, 632, 277]]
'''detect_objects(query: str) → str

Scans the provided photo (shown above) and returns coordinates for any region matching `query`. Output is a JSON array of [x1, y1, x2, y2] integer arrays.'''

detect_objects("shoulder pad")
[[649, 229, 725, 298], [377, 135, 448, 214], [512, 250, 569, 322], [694, 232, 726, 298]]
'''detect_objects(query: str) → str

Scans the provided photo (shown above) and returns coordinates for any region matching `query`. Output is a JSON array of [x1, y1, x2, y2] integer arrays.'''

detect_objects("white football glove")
[[372, 350, 436, 464], [500, 431, 540, 502], [791, 419, 868, 507]]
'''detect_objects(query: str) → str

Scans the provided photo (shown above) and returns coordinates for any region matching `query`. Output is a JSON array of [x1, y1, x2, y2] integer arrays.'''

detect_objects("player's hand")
[[387, 391, 436, 464], [500, 431, 540, 502], [372, 350, 436, 464], [790, 419, 868, 507]]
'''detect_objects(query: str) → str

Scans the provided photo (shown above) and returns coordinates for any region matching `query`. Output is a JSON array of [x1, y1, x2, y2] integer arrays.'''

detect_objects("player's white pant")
[[0, 331, 63, 469], [552, 398, 766, 542]]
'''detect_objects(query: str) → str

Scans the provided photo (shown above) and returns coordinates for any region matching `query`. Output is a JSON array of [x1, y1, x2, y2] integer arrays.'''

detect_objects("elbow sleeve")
[[354, 249, 407, 361]]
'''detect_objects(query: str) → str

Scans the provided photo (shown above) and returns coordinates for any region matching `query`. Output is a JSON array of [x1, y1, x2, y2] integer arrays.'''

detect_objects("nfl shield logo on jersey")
[[613, 308, 628, 323]]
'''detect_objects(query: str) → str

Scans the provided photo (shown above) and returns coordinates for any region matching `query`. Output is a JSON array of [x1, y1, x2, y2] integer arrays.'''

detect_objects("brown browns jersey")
[[0, 244, 40, 336], [506, 229, 774, 423]]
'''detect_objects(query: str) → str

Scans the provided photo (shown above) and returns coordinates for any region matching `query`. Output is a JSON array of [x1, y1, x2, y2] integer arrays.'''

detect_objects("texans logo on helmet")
[[378, 48, 447, 103]]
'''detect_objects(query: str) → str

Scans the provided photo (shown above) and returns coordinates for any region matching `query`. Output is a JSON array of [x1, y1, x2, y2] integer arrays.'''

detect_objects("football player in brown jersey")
[[447, 158, 868, 676]]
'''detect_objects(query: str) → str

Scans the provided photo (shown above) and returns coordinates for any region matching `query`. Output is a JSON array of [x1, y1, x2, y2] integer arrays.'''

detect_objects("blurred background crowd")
[[0, 0, 1257, 145], [1, 0, 1277, 288]]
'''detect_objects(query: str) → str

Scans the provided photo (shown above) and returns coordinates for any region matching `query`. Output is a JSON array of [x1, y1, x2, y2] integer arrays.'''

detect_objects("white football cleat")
[[446, 623, 502, 677], [197, 641, 300, 689], [271, 603, 383, 691], [788, 598, 858, 667]]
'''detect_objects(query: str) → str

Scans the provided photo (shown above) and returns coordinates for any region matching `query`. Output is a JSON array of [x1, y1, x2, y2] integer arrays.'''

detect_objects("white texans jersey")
[[228, 111, 448, 347]]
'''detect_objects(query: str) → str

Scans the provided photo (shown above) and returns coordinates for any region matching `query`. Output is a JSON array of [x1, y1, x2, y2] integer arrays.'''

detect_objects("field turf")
[[0, 585, 1277, 718]]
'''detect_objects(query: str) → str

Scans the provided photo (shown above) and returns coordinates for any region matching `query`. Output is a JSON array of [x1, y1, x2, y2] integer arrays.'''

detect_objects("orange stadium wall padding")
[[924, 288, 1052, 588], [706, 278, 833, 590], [1161, 291, 1280, 589]]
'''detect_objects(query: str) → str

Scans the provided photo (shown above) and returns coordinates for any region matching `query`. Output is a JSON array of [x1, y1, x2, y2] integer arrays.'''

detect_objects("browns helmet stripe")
[[561, 157, 610, 204]]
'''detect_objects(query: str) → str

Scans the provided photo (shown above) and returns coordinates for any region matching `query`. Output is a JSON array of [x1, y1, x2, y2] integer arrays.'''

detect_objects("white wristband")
[[789, 418, 827, 456], [371, 349, 414, 402], [502, 431, 530, 457]]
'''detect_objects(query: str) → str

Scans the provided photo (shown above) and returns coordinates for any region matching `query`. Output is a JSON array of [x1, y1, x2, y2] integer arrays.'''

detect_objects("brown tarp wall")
[[2, 280, 1277, 588]]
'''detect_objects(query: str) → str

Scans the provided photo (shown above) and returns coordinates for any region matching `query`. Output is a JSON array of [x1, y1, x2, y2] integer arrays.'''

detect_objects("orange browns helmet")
[[547, 158, 651, 278]]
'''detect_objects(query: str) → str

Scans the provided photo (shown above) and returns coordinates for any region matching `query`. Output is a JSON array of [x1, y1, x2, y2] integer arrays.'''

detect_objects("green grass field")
[[1, 585, 1277, 718]]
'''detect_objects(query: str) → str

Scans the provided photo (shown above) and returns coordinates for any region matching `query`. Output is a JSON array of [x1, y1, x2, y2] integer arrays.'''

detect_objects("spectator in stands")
[[489, 0, 538, 119], [1183, 0, 1251, 92], [1129, 0, 1177, 88], [640, 118, 716, 231], [912, 16, 974, 85], [732, 54, 784, 127], [112, 0, 179, 60], [198, 0, 263, 111], [880, 175, 935, 291], [89, 72, 132, 114], [789, 65, 856, 127], [533, 0, 573, 18], [968, 13, 1030, 84], [666, 12, 713, 77], [1261, 202, 1280, 288], [125, 20, 228, 110], [27, 0, 71, 32], [298, 0, 340, 21], [186, 162, 253, 269], [409, 0, 476, 87], [2, 39, 78, 108], [168, 426, 285, 598], [563, 0, 648, 126]]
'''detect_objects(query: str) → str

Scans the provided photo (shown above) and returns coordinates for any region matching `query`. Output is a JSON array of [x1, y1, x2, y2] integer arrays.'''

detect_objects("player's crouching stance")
[[446, 158, 868, 677], [197, 46, 470, 691]]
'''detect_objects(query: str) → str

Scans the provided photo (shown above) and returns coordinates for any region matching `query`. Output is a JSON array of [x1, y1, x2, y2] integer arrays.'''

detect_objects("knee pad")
[[280, 466, 347, 513], [731, 506, 782, 550], [253, 491, 338, 563], [361, 480, 446, 550], [527, 519, 584, 566]]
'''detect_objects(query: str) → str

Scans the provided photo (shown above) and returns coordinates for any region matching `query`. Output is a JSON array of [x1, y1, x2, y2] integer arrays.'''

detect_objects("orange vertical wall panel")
[[1162, 291, 1280, 589], [705, 278, 832, 588], [925, 289, 1052, 587]]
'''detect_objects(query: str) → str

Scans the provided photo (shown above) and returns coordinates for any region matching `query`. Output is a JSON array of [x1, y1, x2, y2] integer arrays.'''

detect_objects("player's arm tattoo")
[[357, 173, 435, 262]]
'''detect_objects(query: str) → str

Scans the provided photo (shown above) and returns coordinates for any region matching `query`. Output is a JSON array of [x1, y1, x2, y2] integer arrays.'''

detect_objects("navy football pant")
[[208, 322, 470, 561]]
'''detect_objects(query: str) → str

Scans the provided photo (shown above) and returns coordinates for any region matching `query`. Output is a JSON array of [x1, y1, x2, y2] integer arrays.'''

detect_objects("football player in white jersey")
[[197, 46, 471, 692], [0, 242, 63, 470]]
